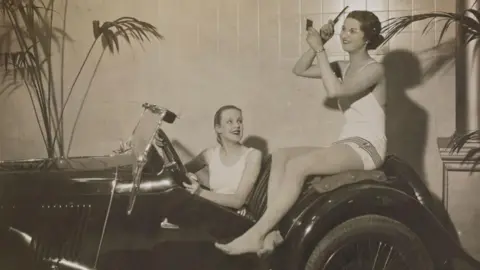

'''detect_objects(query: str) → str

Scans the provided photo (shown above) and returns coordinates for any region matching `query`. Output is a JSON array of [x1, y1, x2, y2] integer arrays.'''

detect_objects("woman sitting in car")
[[183, 105, 263, 210]]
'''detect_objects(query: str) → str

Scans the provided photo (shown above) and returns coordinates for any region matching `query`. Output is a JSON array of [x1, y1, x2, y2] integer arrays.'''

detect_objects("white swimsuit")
[[335, 60, 387, 170], [207, 147, 253, 194]]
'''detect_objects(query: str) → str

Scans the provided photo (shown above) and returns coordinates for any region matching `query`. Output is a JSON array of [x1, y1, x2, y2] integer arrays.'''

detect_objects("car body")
[[0, 104, 479, 270]]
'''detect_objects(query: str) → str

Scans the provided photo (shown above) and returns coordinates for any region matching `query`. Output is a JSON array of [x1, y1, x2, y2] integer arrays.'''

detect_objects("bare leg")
[[266, 147, 319, 207], [260, 147, 318, 255], [215, 144, 363, 255], [257, 230, 284, 256]]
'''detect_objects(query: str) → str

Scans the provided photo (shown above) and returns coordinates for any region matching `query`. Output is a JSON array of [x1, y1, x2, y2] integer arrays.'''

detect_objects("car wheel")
[[305, 214, 434, 270]]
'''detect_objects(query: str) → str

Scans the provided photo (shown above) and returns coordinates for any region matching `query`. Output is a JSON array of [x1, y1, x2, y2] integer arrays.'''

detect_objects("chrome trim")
[[160, 218, 179, 229], [127, 109, 167, 215], [115, 178, 175, 194], [7, 228, 95, 270], [93, 169, 117, 268], [46, 258, 95, 270], [7, 227, 33, 246]]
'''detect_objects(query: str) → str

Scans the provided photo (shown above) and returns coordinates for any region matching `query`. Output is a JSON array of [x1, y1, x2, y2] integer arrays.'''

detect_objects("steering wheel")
[[155, 129, 192, 185]]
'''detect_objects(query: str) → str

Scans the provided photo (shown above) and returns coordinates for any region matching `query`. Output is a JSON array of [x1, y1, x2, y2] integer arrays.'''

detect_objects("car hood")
[[0, 154, 135, 199]]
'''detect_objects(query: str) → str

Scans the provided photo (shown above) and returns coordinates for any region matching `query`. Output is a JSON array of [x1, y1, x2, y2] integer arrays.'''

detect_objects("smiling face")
[[215, 108, 244, 144], [340, 17, 367, 53]]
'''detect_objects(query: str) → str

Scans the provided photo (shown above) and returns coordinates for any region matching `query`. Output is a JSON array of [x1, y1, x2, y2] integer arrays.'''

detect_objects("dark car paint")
[[0, 159, 260, 269], [272, 183, 457, 270], [0, 125, 478, 270], [0, 166, 450, 270]]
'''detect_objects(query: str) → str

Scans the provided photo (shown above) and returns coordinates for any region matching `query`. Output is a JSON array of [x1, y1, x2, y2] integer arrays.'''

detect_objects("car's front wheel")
[[305, 214, 434, 270]]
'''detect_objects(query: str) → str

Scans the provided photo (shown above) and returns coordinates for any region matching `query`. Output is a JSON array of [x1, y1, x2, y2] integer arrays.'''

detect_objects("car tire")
[[304, 214, 434, 270]]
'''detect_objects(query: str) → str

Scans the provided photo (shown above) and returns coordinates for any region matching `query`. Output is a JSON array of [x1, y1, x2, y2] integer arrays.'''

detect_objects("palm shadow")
[[382, 49, 459, 243]]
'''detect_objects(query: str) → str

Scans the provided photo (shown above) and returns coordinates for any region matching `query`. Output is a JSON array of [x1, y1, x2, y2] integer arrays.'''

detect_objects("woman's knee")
[[271, 146, 319, 163], [284, 149, 331, 179], [283, 157, 313, 184], [271, 148, 291, 165]]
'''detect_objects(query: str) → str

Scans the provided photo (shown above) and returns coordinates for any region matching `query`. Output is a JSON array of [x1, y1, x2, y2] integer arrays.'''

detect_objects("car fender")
[[277, 183, 458, 270], [0, 226, 36, 269], [0, 226, 99, 270]]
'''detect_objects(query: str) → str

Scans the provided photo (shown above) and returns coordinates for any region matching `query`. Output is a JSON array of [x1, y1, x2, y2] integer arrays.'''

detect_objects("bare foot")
[[214, 233, 264, 255], [257, 230, 284, 256]]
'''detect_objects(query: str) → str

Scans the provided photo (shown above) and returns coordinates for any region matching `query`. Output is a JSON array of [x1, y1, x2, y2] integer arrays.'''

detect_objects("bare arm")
[[292, 49, 319, 78], [292, 49, 342, 79], [197, 149, 263, 209], [294, 20, 339, 79], [316, 51, 384, 97]]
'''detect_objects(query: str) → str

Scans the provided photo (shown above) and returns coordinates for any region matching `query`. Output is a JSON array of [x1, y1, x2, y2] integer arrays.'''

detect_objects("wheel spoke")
[[356, 242, 363, 267], [372, 241, 383, 270], [323, 238, 418, 270], [382, 245, 394, 270], [310, 216, 431, 270]]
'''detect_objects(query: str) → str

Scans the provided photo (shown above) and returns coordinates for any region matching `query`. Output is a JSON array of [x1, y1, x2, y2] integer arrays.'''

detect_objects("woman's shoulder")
[[243, 147, 263, 162], [200, 146, 219, 163]]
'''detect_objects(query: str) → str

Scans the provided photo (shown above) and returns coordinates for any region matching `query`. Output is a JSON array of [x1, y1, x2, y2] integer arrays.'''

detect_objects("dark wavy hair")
[[346, 10, 385, 50], [213, 105, 242, 144]]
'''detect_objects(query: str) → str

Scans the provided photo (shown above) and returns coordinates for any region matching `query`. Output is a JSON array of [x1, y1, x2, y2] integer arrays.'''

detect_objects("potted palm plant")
[[0, 0, 163, 166], [380, 1, 480, 171]]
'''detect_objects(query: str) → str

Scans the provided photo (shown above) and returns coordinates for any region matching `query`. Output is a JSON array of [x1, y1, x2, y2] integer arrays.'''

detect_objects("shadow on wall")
[[382, 49, 427, 181], [242, 135, 269, 158], [382, 49, 460, 244]]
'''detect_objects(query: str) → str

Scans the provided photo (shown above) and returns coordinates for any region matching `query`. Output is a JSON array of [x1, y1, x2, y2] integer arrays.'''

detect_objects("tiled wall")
[[0, 0, 457, 199], [164, 0, 455, 62]]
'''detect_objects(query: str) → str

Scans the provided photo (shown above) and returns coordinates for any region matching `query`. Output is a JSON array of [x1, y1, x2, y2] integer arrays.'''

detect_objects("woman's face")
[[340, 17, 367, 52], [215, 109, 243, 143]]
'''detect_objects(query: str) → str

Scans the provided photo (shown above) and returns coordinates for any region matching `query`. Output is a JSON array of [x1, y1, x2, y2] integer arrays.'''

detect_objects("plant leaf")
[[101, 29, 116, 53], [92, 20, 101, 39], [465, 8, 480, 24], [93, 16, 163, 54], [380, 11, 480, 48], [437, 19, 455, 45], [449, 130, 480, 154], [464, 147, 480, 161]]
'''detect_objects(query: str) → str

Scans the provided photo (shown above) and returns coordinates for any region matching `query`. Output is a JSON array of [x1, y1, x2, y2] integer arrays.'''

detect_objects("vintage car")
[[0, 103, 479, 270]]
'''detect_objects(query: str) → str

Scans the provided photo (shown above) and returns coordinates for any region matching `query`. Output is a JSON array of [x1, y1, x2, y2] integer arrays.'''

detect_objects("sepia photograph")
[[1, 0, 480, 269]]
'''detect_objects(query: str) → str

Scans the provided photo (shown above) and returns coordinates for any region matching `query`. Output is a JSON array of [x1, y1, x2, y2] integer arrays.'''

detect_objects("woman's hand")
[[183, 172, 201, 194], [307, 20, 334, 51], [320, 19, 335, 41]]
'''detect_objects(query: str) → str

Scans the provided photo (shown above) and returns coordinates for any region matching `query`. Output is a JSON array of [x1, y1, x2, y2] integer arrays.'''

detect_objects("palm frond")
[[449, 130, 479, 153], [54, 16, 164, 155], [381, 9, 480, 47], [448, 130, 480, 172], [0, 70, 23, 96], [1, 49, 39, 83], [2, 0, 164, 159], [437, 19, 456, 46], [0, 0, 64, 158], [94, 17, 164, 53], [465, 7, 480, 23], [464, 147, 480, 171]]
